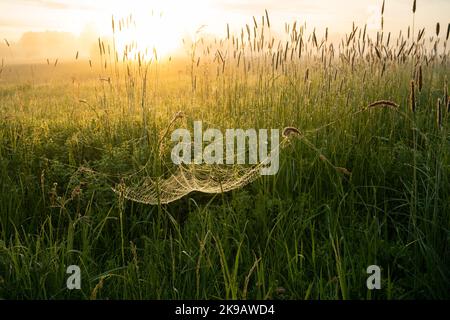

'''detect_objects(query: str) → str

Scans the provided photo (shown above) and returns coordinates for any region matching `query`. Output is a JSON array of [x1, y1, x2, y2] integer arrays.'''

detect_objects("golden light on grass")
[[0, 0, 449, 301]]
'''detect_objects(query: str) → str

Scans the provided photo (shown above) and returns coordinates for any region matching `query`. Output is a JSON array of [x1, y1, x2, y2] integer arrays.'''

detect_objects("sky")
[[0, 0, 449, 62]]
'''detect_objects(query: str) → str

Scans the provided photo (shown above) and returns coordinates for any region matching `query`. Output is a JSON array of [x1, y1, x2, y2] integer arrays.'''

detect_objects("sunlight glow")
[[107, 0, 211, 59]]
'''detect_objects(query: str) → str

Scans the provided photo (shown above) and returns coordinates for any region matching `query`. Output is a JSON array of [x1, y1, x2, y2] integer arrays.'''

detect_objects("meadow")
[[0, 8, 449, 299]]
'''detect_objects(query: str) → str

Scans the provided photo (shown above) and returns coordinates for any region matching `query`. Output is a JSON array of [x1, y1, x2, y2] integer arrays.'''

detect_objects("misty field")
[[0, 11, 449, 299]]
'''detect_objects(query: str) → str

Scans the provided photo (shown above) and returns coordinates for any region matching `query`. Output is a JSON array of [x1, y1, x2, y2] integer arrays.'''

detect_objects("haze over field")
[[1, 0, 449, 63], [0, 0, 449, 301]]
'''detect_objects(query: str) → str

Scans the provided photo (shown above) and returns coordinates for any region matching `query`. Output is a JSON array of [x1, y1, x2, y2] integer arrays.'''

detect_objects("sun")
[[108, 0, 211, 60], [113, 13, 180, 60]]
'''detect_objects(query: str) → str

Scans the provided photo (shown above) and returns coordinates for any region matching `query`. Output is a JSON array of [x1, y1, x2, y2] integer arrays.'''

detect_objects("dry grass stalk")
[[319, 154, 328, 162], [410, 80, 416, 113], [444, 79, 448, 113], [418, 66, 423, 92], [336, 167, 352, 176], [265, 9, 270, 28], [436, 99, 442, 129], [367, 100, 400, 109]]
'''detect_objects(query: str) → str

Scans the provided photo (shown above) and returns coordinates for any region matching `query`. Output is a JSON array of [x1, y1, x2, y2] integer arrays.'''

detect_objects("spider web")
[[113, 138, 289, 205]]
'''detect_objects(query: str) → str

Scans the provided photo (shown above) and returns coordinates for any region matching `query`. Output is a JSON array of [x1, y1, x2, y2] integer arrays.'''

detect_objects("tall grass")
[[0, 4, 449, 299]]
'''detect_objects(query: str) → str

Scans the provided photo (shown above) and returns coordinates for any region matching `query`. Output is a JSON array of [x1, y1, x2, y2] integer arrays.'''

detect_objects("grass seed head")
[[410, 80, 416, 113], [282, 127, 301, 138]]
